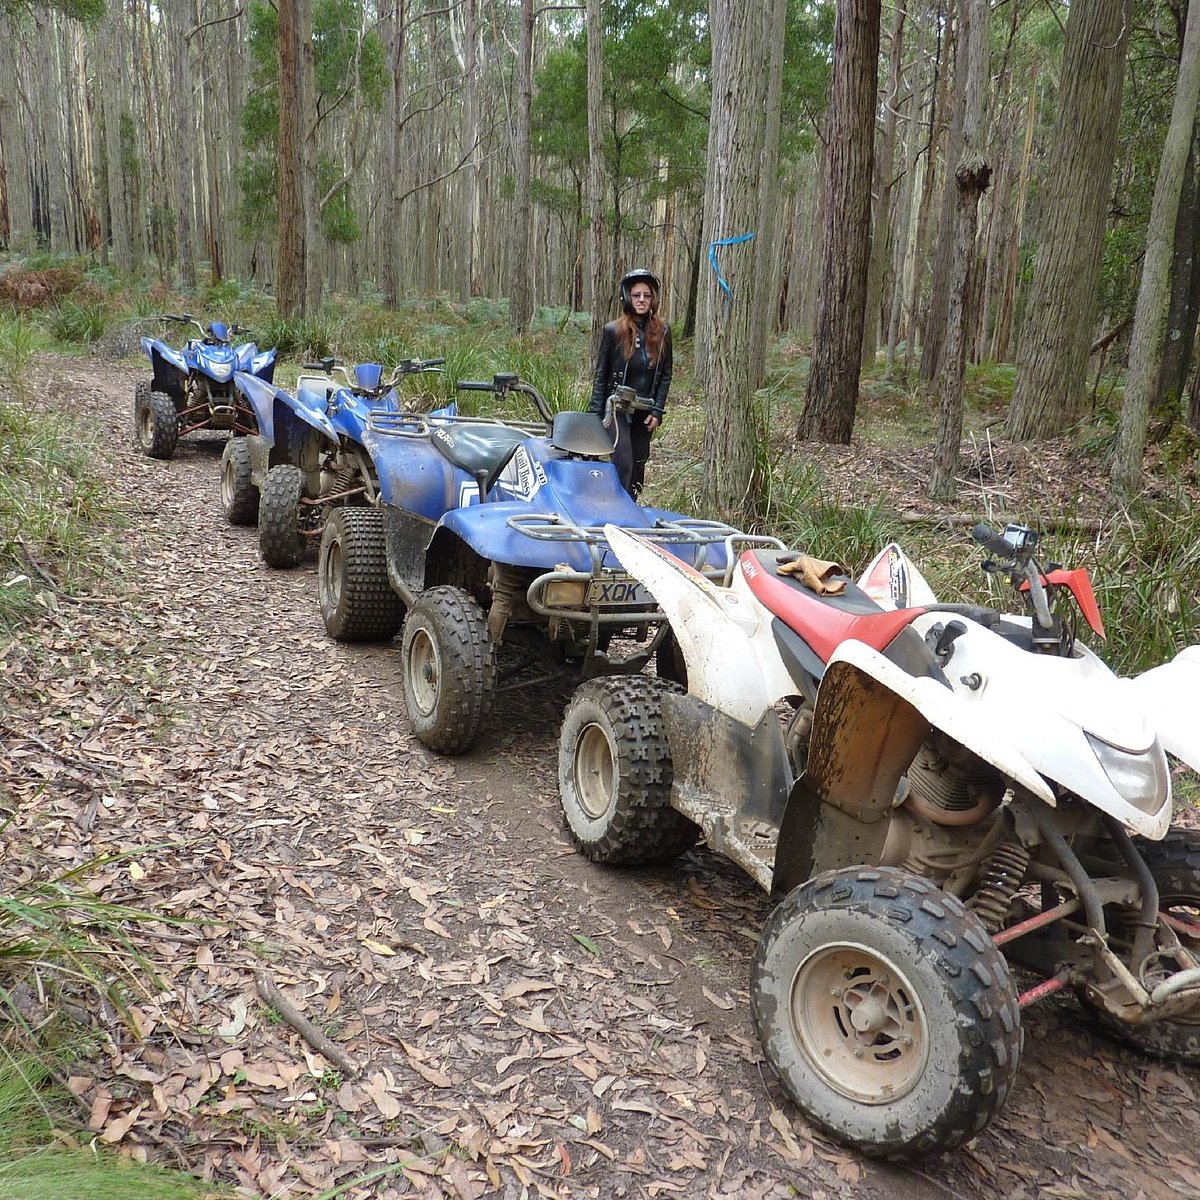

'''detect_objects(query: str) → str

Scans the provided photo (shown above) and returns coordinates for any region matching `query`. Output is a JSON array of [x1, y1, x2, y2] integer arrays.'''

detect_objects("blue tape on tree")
[[708, 232, 757, 299]]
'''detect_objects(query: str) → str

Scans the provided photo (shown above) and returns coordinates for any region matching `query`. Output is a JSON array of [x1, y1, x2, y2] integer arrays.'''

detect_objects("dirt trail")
[[2, 353, 1198, 1200]]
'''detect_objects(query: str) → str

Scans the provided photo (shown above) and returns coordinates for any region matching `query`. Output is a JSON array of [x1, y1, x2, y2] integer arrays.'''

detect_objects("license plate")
[[585, 574, 653, 607]]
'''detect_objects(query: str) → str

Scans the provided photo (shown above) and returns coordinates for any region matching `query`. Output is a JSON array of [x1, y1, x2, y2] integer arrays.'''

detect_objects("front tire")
[[558, 675, 697, 863], [317, 507, 403, 642], [220, 437, 259, 525], [401, 586, 495, 756], [259, 464, 306, 567], [751, 866, 1022, 1159], [1082, 831, 1200, 1064], [136, 388, 178, 459]]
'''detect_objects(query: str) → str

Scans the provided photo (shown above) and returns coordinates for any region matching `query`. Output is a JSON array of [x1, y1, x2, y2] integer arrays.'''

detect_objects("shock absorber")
[[967, 841, 1031, 934]]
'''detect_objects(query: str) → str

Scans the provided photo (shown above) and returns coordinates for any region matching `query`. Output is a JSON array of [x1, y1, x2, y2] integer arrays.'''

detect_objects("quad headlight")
[[1085, 731, 1170, 814]]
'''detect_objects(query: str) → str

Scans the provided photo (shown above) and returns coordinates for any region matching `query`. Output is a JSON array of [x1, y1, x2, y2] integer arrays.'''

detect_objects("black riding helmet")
[[619, 268, 660, 315]]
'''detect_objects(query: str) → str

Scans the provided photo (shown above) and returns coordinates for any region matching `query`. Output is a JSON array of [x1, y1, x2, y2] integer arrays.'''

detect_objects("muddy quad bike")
[[316, 372, 757, 756], [135, 314, 276, 460], [226, 356, 445, 568], [558, 520, 1200, 1159]]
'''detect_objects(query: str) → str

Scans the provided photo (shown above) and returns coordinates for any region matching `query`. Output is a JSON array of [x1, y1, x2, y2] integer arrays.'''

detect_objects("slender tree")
[[586, 0, 607, 350], [1006, 0, 1132, 441], [699, 0, 785, 520], [929, 0, 989, 497], [1111, 0, 1200, 497], [509, 0, 534, 331], [797, 0, 881, 443]]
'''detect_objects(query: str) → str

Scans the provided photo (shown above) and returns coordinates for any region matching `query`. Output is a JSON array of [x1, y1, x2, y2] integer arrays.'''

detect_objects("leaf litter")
[[0, 356, 1198, 1200]]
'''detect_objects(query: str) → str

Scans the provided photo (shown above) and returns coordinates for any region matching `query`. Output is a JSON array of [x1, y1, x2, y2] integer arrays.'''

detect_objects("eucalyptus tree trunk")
[[170, 0, 195, 288], [276, 0, 308, 315], [990, 72, 1037, 362], [887, 14, 927, 377], [929, 0, 990, 498], [301, 0, 321, 314], [862, 0, 906, 367], [1112, 0, 1200, 497], [748, 0, 789, 390], [586, 0, 607, 350], [699, 0, 787, 521], [797, 0, 881, 444], [99, 10, 133, 270], [382, 1, 405, 308], [508, 0, 534, 332], [1007, 0, 1132, 441], [919, 0, 961, 384], [1156, 137, 1200, 417], [905, 4, 947, 377]]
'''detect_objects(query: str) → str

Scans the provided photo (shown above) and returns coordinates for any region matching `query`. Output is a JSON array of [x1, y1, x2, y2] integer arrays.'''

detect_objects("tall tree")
[[1006, 0, 1132, 441], [797, 0, 881, 443], [699, 0, 785, 520], [1111, 0, 1200, 496], [509, 0, 534, 331], [586, 0, 606, 350], [929, 0, 989, 497], [276, 0, 308, 315]]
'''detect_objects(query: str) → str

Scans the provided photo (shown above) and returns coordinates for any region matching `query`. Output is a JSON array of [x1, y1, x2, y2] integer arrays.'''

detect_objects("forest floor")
[[2, 352, 1199, 1200]]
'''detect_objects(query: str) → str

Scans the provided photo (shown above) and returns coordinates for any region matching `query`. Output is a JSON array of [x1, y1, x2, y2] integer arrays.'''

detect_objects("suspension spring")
[[968, 841, 1031, 934]]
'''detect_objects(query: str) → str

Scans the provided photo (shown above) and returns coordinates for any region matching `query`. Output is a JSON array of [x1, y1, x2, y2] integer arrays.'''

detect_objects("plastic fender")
[[1124, 644, 1200, 773], [857, 542, 940, 609], [439, 502, 598, 573], [367, 429, 467, 520], [825, 638, 1059, 805], [251, 348, 277, 382], [329, 394, 371, 443], [604, 524, 793, 725], [905, 614, 1171, 837], [148, 339, 188, 375], [234, 372, 281, 441]]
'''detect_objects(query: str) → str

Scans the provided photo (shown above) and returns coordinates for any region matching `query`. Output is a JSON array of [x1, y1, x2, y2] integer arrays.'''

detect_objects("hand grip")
[[457, 380, 494, 392], [971, 523, 1015, 558]]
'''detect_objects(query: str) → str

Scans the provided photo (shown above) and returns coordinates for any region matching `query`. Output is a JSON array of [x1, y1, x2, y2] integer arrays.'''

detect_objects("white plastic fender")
[[1123, 644, 1200, 774], [603, 524, 796, 726], [905, 613, 1172, 839], [857, 542, 940, 609], [825, 637, 1058, 807]]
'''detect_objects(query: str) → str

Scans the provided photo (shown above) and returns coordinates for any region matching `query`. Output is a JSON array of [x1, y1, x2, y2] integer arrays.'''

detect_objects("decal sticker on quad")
[[499, 447, 547, 501]]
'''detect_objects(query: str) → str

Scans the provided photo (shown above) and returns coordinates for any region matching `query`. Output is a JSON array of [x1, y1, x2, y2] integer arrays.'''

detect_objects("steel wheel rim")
[[1158, 888, 1200, 1026], [220, 456, 235, 507], [408, 627, 440, 717], [322, 538, 343, 611], [789, 941, 929, 1104], [139, 404, 154, 445], [573, 722, 615, 819]]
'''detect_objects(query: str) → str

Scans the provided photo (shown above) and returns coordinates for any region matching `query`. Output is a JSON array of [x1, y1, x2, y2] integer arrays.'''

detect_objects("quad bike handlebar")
[[302, 357, 446, 395], [159, 314, 250, 341], [606, 384, 660, 417], [973, 521, 1054, 633], [456, 373, 554, 426]]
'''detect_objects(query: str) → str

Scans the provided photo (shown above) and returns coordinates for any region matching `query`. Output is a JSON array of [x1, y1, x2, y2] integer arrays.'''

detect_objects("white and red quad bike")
[[557, 521, 1200, 1159]]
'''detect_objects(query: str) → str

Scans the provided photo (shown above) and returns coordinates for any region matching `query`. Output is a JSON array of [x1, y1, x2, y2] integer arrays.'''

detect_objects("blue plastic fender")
[[142, 336, 188, 375], [234, 371, 338, 447]]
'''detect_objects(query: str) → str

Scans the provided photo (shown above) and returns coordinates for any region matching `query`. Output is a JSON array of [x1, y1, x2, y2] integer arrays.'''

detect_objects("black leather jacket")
[[588, 318, 673, 417]]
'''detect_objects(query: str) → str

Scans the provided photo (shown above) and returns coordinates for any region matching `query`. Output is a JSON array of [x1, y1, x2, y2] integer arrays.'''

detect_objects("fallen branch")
[[897, 511, 1107, 535], [255, 969, 363, 1079]]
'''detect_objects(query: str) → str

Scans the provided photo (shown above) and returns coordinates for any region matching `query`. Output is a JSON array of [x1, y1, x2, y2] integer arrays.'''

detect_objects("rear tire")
[[220, 437, 259, 525], [1081, 831, 1200, 1064], [558, 674, 698, 864], [136, 388, 178, 459], [752, 867, 1022, 1160], [401, 586, 495, 756], [259, 464, 306, 567], [317, 507, 403, 642]]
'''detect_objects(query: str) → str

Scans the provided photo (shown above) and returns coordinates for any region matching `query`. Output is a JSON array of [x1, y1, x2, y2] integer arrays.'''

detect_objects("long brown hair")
[[616, 306, 666, 364]]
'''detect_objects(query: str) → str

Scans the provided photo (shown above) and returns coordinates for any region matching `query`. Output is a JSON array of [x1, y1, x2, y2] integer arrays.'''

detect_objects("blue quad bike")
[[315, 372, 762, 755], [134, 314, 277, 460], [224, 356, 446, 568]]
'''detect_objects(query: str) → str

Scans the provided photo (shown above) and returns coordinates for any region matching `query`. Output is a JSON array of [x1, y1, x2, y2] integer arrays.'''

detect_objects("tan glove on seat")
[[777, 555, 847, 595]]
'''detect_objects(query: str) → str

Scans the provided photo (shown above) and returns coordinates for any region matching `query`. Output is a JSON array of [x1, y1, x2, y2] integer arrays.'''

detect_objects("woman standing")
[[589, 268, 673, 498]]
